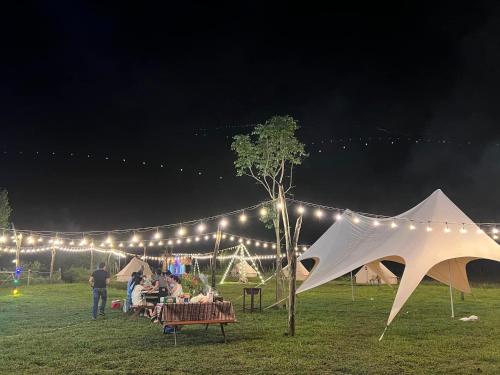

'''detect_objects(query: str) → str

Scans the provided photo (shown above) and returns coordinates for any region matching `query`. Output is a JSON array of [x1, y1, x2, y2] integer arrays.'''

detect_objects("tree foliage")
[[0, 188, 12, 228], [231, 115, 307, 199]]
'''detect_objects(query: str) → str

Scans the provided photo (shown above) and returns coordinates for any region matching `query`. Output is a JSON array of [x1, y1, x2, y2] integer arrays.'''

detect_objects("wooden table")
[[159, 301, 236, 345]]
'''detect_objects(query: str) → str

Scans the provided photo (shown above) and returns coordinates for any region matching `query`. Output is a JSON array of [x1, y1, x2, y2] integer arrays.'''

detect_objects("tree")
[[231, 115, 307, 307], [0, 188, 12, 228]]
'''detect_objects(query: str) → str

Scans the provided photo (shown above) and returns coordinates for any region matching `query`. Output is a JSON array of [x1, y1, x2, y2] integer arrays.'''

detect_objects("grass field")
[[1, 280, 500, 374]]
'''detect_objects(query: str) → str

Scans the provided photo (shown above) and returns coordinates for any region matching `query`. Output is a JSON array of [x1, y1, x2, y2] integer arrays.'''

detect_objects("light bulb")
[[239, 214, 247, 223], [476, 228, 483, 234], [246, 240, 251, 245], [229, 236, 234, 241], [219, 218, 228, 228], [238, 238, 243, 243], [138, 242, 144, 247], [373, 220, 380, 227], [297, 206, 306, 215], [426, 226, 433, 232], [335, 213, 342, 221], [197, 223, 206, 233], [255, 242, 260, 247], [492, 228, 499, 234], [259, 207, 268, 216], [263, 243, 268, 248], [409, 224, 416, 230], [131, 234, 139, 243], [391, 222, 398, 228], [315, 209, 323, 219], [444, 227, 451, 233], [27, 236, 34, 244], [168, 240, 173, 245], [119, 242, 124, 247], [353, 217, 360, 224], [177, 227, 187, 236], [154, 231, 161, 240], [158, 241, 163, 246], [148, 241, 154, 246]]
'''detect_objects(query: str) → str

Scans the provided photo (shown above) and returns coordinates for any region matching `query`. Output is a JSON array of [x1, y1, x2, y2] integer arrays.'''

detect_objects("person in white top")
[[131, 277, 154, 315]]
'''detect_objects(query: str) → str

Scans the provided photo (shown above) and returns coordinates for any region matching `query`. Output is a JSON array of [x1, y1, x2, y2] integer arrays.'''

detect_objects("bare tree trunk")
[[279, 185, 296, 336], [273, 215, 283, 303], [50, 247, 56, 281], [211, 225, 222, 289]]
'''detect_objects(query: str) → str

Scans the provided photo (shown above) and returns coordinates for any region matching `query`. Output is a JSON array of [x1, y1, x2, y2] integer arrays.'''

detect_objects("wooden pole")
[[90, 248, 94, 271], [211, 225, 222, 289], [448, 260, 455, 318], [27, 269, 31, 287]]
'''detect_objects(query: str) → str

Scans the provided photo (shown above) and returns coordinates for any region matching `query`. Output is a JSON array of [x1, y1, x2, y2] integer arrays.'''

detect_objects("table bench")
[[159, 301, 236, 345]]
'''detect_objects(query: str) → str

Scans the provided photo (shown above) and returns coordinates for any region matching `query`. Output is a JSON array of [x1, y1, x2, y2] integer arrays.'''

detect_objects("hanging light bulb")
[[69, 240, 75, 246], [259, 207, 268, 217], [444, 223, 451, 233], [27, 235, 34, 244], [297, 206, 306, 215], [158, 240, 163, 246], [302, 246, 307, 251], [154, 230, 161, 240], [138, 242, 144, 247], [315, 209, 323, 219], [168, 240, 173, 245], [197, 223, 206, 233], [476, 228, 483, 234], [276, 202, 283, 210], [272, 244, 276, 249], [409, 223, 416, 230], [246, 240, 251, 245], [492, 228, 499, 234], [229, 236, 234, 241], [353, 216, 360, 224], [0, 234, 6, 243], [263, 243, 268, 248], [255, 242, 260, 247], [195, 237, 200, 242], [212, 233, 217, 239], [119, 242, 124, 247], [186, 238, 191, 243], [219, 218, 228, 228], [38, 237, 43, 242], [176, 239, 182, 244], [238, 238, 243, 243], [335, 213, 342, 221], [177, 227, 187, 236], [100, 242, 105, 247], [494, 234, 499, 240], [459, 224, 467, 234], [373, 220, 380, 227], [131, 234, 139, 243], [391, 221, 398, 229], [239, 213, 247, 223], [148, 241, 154, 246], [426, 225, 433, 232]]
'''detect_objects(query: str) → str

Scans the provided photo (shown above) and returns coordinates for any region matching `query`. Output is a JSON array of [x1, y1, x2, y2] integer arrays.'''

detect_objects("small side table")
[[243, 287, 262, 313]]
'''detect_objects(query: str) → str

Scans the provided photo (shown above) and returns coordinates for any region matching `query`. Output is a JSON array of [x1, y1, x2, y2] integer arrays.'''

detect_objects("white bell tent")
[[282, 261, 310, 281], [297, 189, 500, 333], [355, 262, 398, 285], [231, 259, 258, 278], [115, 256, 153, 282]]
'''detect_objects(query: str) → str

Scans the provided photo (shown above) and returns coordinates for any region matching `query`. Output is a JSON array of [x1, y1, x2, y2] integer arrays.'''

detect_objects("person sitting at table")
[[157, 271, 171, 297], [126, 272, 138, 310], [131, 276, 155, 317], [168, 275, 184, 298]]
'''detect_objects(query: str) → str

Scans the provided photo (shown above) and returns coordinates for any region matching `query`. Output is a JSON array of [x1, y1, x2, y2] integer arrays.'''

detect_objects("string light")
[[335, 213, 342, 221], [444, 223, 451, 233], [197, 223, 206, 233], [153, 230, 162, 240], [239, 213, 247, 223], [259, 207, 268, 217], [297, 206, 306, 215], [373, 220, 380, 227], [409, 223, 416, 231], [476, 228, 483, 234], [177, 227, 187, 236], [315, 209, 323, 219], [131, 234, 139, 243], [391, 221, 398, 229], [353, 216, 360, 224], [219, 218, 228, 228], [426, 224, 433, 232], [460, 224, 467, 234]]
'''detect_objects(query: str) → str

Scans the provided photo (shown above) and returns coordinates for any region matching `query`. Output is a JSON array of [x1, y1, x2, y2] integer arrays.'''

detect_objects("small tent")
[[115, 257, 153, 282], [355, 262, 398, 285], [230, 259, 258, 278], [282, 261, 310, 281]]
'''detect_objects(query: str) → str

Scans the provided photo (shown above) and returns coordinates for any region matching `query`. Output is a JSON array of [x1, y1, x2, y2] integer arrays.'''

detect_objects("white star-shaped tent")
[[298, 189, 500, 328]]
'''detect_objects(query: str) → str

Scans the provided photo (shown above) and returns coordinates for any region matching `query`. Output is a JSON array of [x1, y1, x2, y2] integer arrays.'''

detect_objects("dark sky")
[[1, 1, 500, 242]]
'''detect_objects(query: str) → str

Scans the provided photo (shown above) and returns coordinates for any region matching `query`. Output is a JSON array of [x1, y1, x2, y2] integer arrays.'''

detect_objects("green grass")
[[1, 280, 500, 374]]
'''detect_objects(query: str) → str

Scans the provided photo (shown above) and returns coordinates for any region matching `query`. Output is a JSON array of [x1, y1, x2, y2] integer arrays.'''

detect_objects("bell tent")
[[355, 262, 398, 285], [230, 259, 258, 278], [115, 257, 153, 282], [282, 261, 310, 281], [298, 189, 500, 330]]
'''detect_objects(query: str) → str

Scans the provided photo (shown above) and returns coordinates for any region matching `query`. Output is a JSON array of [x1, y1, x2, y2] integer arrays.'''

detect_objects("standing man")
[[89, 262, 110, 320]]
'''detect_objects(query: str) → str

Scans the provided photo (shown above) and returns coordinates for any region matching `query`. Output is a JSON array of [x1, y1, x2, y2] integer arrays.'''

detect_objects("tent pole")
[[350, 271, 355, 301], [378, 326, 388, 341], [448, 260, 455, 319]]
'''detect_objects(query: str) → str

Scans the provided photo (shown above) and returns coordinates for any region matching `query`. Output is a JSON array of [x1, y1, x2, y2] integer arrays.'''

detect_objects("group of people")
[[89, 262, 184, 321], [127, 268, 184, 321]]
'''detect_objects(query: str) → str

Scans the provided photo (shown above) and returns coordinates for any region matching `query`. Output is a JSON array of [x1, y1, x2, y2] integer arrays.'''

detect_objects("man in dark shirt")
[[89, 262, 110, 320]]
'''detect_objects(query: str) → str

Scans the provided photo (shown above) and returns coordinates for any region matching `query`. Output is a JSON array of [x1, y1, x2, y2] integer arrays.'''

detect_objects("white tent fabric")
[[115, 257, 153, 282], [298, 189, 500, 326], [230, 260, 258, 278], [355, 262, 398, 285], [282, 261, 310, 281]]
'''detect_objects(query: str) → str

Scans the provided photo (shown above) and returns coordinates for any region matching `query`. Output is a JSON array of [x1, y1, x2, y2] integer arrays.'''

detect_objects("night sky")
[[1, 1, 500, 243]]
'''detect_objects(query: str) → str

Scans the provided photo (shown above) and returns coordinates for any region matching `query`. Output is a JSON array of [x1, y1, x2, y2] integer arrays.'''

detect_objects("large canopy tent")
[[355, 262, 398, 285], [282, 261, 310, 281], [115, 256, 153, 282], [297, 189, 500, 331]]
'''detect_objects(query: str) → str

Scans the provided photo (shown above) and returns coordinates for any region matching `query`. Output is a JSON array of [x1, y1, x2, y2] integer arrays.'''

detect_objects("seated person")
[[157, 271, 172, 297], [168, 275, 184, 298], [131, 277, 154, 305]]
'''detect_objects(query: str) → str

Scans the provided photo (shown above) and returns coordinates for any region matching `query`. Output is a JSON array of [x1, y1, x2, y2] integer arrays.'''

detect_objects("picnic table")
[[159, 301, 236, 345]]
